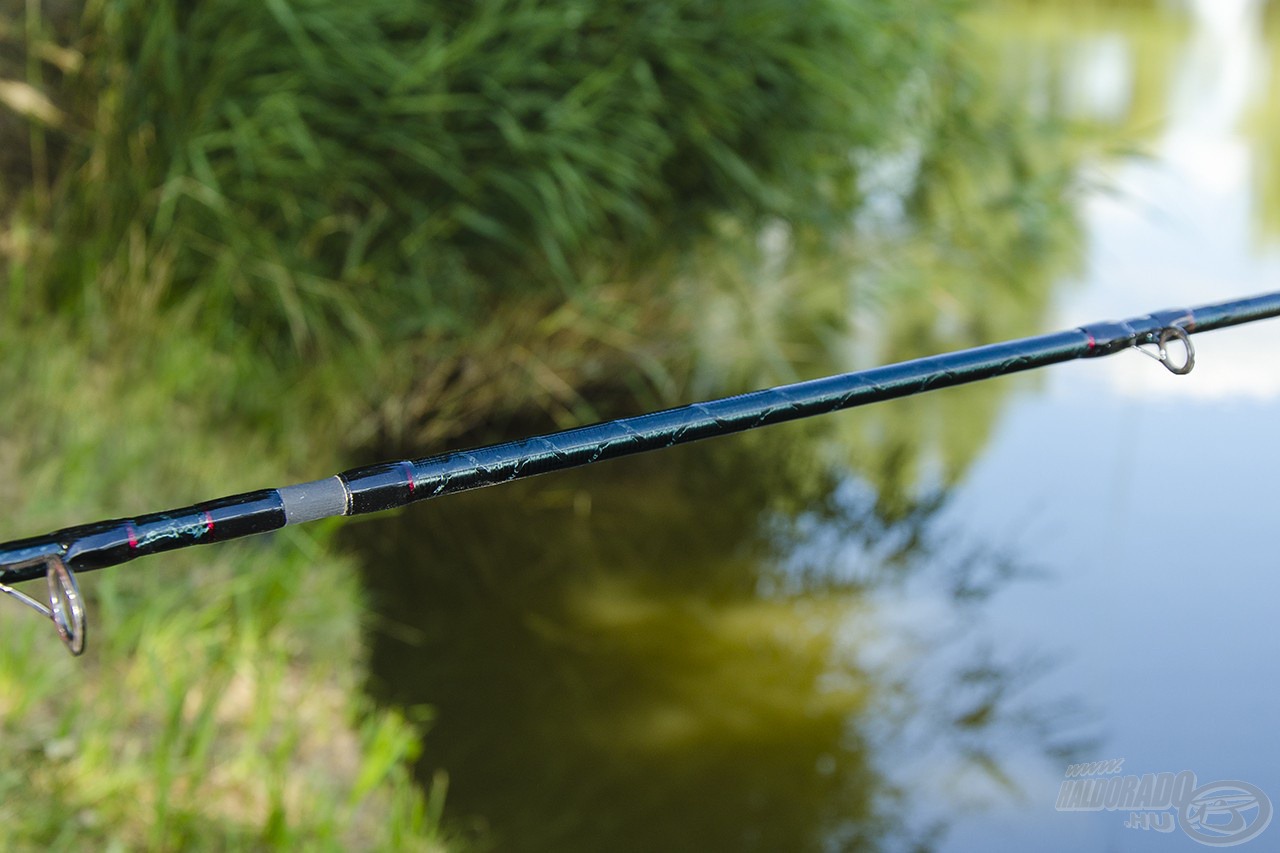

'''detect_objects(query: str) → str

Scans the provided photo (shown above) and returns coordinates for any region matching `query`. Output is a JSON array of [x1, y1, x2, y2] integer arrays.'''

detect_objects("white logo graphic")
[[1055, 760, 1272, 846]]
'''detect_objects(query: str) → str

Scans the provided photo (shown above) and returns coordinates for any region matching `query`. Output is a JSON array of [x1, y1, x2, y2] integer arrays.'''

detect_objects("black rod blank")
[[3, 290, 1279, 588]]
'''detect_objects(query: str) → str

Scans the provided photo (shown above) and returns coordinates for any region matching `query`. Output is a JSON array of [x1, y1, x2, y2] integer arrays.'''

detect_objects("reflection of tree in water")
[[350, 422, 1086, 852], [679, 12, 1101, 519]]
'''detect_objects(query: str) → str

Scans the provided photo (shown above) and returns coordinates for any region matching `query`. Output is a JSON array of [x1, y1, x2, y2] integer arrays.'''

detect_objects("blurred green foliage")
[[2, 0, 986, 465], [16, 0, 948, 354]]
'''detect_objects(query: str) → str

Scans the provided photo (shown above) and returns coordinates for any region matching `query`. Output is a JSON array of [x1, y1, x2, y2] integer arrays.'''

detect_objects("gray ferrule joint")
[[278, 476, 351, 525]]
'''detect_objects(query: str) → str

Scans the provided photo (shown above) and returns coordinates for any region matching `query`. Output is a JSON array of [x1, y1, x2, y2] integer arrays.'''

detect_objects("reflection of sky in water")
[[937, 1, 1280, 849]]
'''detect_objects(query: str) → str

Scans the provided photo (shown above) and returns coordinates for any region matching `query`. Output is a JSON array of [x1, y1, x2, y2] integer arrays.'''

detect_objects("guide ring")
[[1156, 326, 1195, 375], [0, 555, 86, 656], [1136, 326, 1195, 375]]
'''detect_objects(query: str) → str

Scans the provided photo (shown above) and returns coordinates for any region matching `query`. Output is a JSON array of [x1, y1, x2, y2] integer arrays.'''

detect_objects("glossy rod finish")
[[3, 290, 1279, 587]]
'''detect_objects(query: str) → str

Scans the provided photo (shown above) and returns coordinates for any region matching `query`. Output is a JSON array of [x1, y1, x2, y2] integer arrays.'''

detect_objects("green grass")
[[0, 323, 449, 849], [18, 0, 948, 356]]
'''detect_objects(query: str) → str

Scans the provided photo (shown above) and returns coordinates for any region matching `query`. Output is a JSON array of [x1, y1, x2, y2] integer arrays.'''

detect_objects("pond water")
[[347, 2, 1280, 850]]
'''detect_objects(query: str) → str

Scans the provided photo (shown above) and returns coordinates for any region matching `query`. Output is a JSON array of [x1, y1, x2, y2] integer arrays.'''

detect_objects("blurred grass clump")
[[5, 0, 961, 455], [0, 0, 1066, 847], [14, 0, 936, 356]]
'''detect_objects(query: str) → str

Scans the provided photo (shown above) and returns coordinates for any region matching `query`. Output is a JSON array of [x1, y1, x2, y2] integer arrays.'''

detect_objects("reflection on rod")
[[3, 290, 1279, 655]]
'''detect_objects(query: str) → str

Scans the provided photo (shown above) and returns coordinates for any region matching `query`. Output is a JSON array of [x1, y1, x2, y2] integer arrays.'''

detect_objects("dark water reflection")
[[348, 416, 1080, 851]]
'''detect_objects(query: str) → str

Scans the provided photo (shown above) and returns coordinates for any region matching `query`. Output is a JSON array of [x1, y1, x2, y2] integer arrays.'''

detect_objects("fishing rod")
[[3, 290, 1279, 655]]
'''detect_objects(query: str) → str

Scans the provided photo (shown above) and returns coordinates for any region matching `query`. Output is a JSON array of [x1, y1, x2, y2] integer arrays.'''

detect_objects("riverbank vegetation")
[[1, 0, 1092, 847]]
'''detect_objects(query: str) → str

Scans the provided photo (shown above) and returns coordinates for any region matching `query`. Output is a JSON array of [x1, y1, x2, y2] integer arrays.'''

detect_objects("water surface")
[[349, 2, 1280, 849]]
